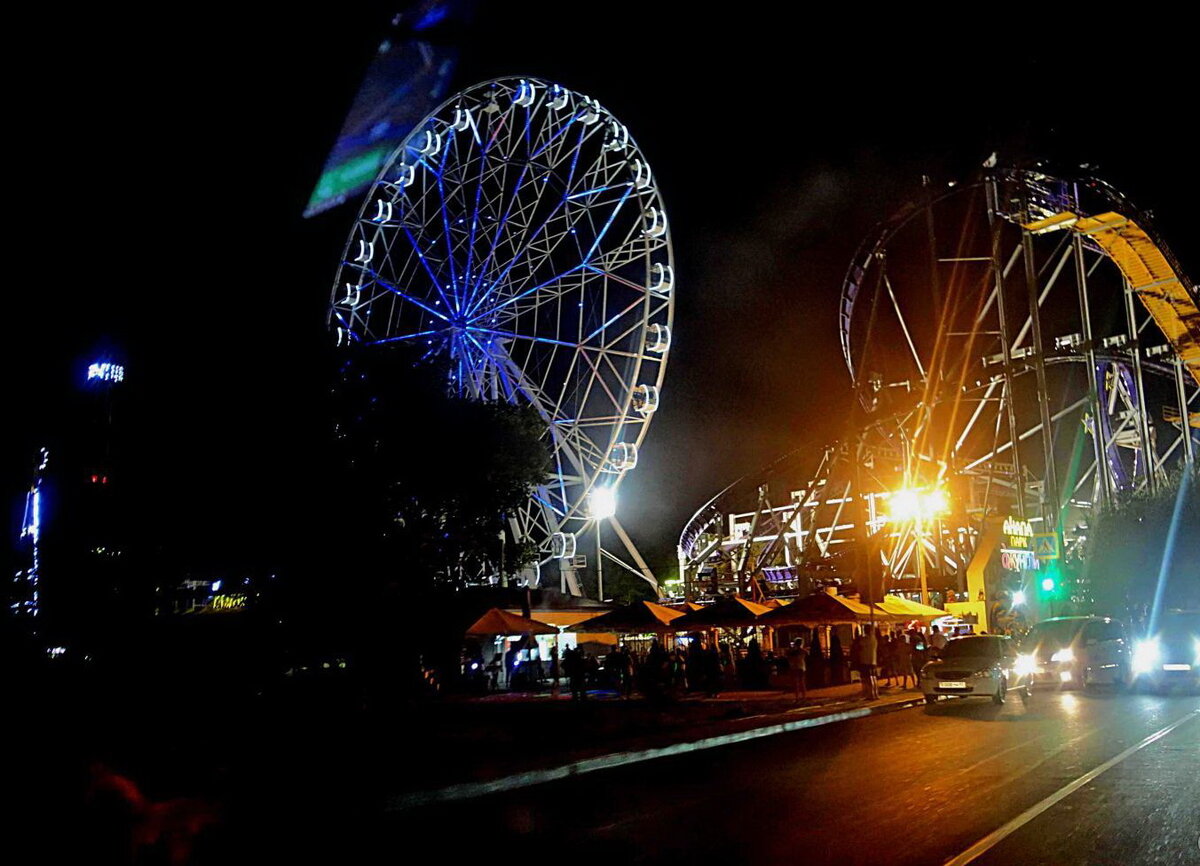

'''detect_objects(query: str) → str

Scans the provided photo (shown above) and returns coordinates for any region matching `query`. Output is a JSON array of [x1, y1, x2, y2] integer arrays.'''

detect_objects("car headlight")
[[1133, 639, 1160, 675], [1050, 647, 1074, 664], [1014, 654, 1038, 676]]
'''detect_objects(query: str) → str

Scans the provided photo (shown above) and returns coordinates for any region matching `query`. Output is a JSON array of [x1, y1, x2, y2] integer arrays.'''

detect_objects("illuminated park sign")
[[1000, 515, 1041, 571], [87, 362, 125, 383], [209, 594, 247, 612]]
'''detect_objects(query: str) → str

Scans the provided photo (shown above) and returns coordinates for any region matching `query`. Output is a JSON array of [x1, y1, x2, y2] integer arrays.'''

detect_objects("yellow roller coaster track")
[[1025, 210, 1200, 425]]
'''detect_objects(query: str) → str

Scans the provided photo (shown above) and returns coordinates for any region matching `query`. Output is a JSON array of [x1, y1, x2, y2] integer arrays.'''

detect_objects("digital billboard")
[[303, 2, 474, 218]]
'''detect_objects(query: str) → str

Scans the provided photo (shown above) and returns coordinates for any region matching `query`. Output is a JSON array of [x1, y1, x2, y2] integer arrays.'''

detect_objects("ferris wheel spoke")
[[465, 120, 582, 308], [466, 123, 610, 313], [357, 274, 451, 326], [578, 348, 630, 418], [462, 162, 539, 315], [465, 325, 579, 349], [459, 126, 502, 315], [368, 328, 446, 346], [467, 264, 586, 322]]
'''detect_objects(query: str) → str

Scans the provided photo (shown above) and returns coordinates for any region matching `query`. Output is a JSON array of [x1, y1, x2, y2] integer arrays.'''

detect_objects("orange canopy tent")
[[573, 601, 685, 634], [465, 608, 559, 636], [671, 596, 773, 630], [874, 595, 949, 621], [762, 592, 891, 627]]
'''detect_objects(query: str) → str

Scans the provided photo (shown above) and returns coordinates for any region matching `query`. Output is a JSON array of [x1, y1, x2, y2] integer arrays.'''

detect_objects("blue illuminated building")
[[12, 448, 50, 619], [9, 357, 141, 645]]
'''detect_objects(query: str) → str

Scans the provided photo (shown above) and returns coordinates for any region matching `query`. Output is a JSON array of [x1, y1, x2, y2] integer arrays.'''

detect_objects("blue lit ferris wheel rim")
[[329, 77, 674, 550]]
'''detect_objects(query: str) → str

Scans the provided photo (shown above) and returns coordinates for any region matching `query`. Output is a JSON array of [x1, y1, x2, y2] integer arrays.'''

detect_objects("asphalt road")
[[387, 688, 1200, 865]]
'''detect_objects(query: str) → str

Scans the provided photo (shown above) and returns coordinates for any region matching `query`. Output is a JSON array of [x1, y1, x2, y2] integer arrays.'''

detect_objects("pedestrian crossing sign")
[[1033, 533, 1060, 560]]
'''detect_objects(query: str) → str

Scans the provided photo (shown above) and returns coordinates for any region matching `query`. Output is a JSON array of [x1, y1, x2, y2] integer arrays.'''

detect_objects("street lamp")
[[886, 485, 951, 606], [588, 486, 617, 601], [886, 486, 950, 522], [589, 486, 617, 519]]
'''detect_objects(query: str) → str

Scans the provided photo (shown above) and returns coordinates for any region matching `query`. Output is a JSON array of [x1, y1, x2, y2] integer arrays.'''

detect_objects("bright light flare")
[[889, 489, 922, 521], [886, 486, 950, 521], [1051, 647, 1074, 663], [1132, 639, 1160, 675], [1013, 653, 1038, 676], [589, 486, 617, 519], [1012, 590, 1027, 606]]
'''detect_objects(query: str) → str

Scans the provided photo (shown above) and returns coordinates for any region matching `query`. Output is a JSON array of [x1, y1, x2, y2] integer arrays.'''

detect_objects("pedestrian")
[[702, 640, 722, 697], [808, 628, 826, 689], [929, 624, 948, 657], [879, 632, 895, 687], [618, 644, 634, 698], [862, 626, 880, 700], [850, 630, 865, 694], [894, 631, 915, 688], [786, 637, 808, 702], [830, 631, 846, 685], [744, 637, 766, 689], [564, 646, 586, 701], [549, 644, 561, 698]]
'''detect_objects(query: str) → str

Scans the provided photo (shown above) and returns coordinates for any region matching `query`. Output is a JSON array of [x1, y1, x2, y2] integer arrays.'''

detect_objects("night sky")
[[11, 6, 1195, 579]]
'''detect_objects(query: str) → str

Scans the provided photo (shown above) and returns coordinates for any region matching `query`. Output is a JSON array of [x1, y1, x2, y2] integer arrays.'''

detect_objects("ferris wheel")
[[330, 77, 673, 593]]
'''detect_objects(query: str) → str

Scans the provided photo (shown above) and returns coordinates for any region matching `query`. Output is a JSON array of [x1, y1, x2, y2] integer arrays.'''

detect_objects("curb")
[[386, 694, 928, 811]]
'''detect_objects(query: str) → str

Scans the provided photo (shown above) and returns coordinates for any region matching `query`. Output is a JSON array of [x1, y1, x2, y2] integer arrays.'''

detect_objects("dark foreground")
[[29, 673, 1199, 865], [389, 689, 1200, 866]]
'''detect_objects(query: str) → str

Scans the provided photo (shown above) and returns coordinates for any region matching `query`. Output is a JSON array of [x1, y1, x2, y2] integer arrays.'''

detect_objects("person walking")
[[895, 631, 915, 689], [929, 624, 948, 657], [830, 632, 846, 685], [808, 628, 826, 689], [879, 632, 895, 687], [860, 626, 880, 700], [618, 644, 635, 699], [786, 637, 808, 702]]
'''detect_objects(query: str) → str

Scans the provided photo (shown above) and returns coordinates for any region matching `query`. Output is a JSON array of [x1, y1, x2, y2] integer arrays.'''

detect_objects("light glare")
[[589, 486, 617, 519]]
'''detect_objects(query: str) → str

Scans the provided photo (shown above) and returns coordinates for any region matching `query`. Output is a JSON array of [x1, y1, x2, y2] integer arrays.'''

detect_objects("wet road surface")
[[388, 688, 1200, 865]]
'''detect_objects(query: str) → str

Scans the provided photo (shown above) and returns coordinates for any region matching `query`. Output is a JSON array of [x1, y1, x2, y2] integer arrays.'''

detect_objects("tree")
[[1087, 469, 1200, 619], [332, 345, 550, 593]]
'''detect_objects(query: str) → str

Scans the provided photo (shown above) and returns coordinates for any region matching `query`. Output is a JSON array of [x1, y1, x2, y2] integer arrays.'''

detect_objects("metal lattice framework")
[[680, 167, 1197, 603], [330, 78, 673, 592]]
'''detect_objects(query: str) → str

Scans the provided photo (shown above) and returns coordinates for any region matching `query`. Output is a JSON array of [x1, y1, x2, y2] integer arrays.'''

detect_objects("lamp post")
[[589, 486, 617, 602], [887, 486, 950, 606], [499, 528, 507, 588]]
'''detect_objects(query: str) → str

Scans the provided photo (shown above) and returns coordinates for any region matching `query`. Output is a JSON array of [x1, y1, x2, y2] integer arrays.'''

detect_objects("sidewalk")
[[386, 681, 926, 808]]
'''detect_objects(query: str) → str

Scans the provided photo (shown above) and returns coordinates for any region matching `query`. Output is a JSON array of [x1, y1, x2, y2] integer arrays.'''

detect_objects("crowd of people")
[[489, 622, 959, 703]]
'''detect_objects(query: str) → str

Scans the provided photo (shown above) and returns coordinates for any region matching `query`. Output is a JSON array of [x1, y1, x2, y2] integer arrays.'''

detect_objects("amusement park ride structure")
[[679, 166, 1199, 617], [330, 78, 673, 597]]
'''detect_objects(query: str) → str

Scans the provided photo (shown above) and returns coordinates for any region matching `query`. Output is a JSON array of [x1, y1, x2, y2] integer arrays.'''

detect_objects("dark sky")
[[10, 5, 1196, 578]]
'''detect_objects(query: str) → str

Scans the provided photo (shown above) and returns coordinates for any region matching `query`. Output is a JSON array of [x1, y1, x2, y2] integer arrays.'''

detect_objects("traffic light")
[[1039, 564, 1062, 599]]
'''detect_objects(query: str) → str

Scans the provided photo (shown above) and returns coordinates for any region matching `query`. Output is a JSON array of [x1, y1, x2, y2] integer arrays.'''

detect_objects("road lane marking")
[[944, 708, 1200, 866], [957, 734, 1050, 775], [387, 696, 926, 811]]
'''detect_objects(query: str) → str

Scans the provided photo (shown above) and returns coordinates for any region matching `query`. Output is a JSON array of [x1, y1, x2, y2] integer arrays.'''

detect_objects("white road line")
[[944, 708, 1200, 866], [387, 696, 926, 811], [957, 734, 1050, 776]]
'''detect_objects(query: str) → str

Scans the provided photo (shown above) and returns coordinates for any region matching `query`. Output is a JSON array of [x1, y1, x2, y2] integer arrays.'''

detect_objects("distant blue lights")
[[87, 362, 124, 383]]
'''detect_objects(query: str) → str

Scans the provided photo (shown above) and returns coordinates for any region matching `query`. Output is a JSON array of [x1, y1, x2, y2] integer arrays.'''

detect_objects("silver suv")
[[1019, 616, 1132, 690]]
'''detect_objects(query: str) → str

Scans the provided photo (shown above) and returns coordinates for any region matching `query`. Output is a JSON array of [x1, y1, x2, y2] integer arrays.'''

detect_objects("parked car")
[[1017, 616, 1132, 690], [1132, 610, 1200, 692], [921, 635, 1031, 705]]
